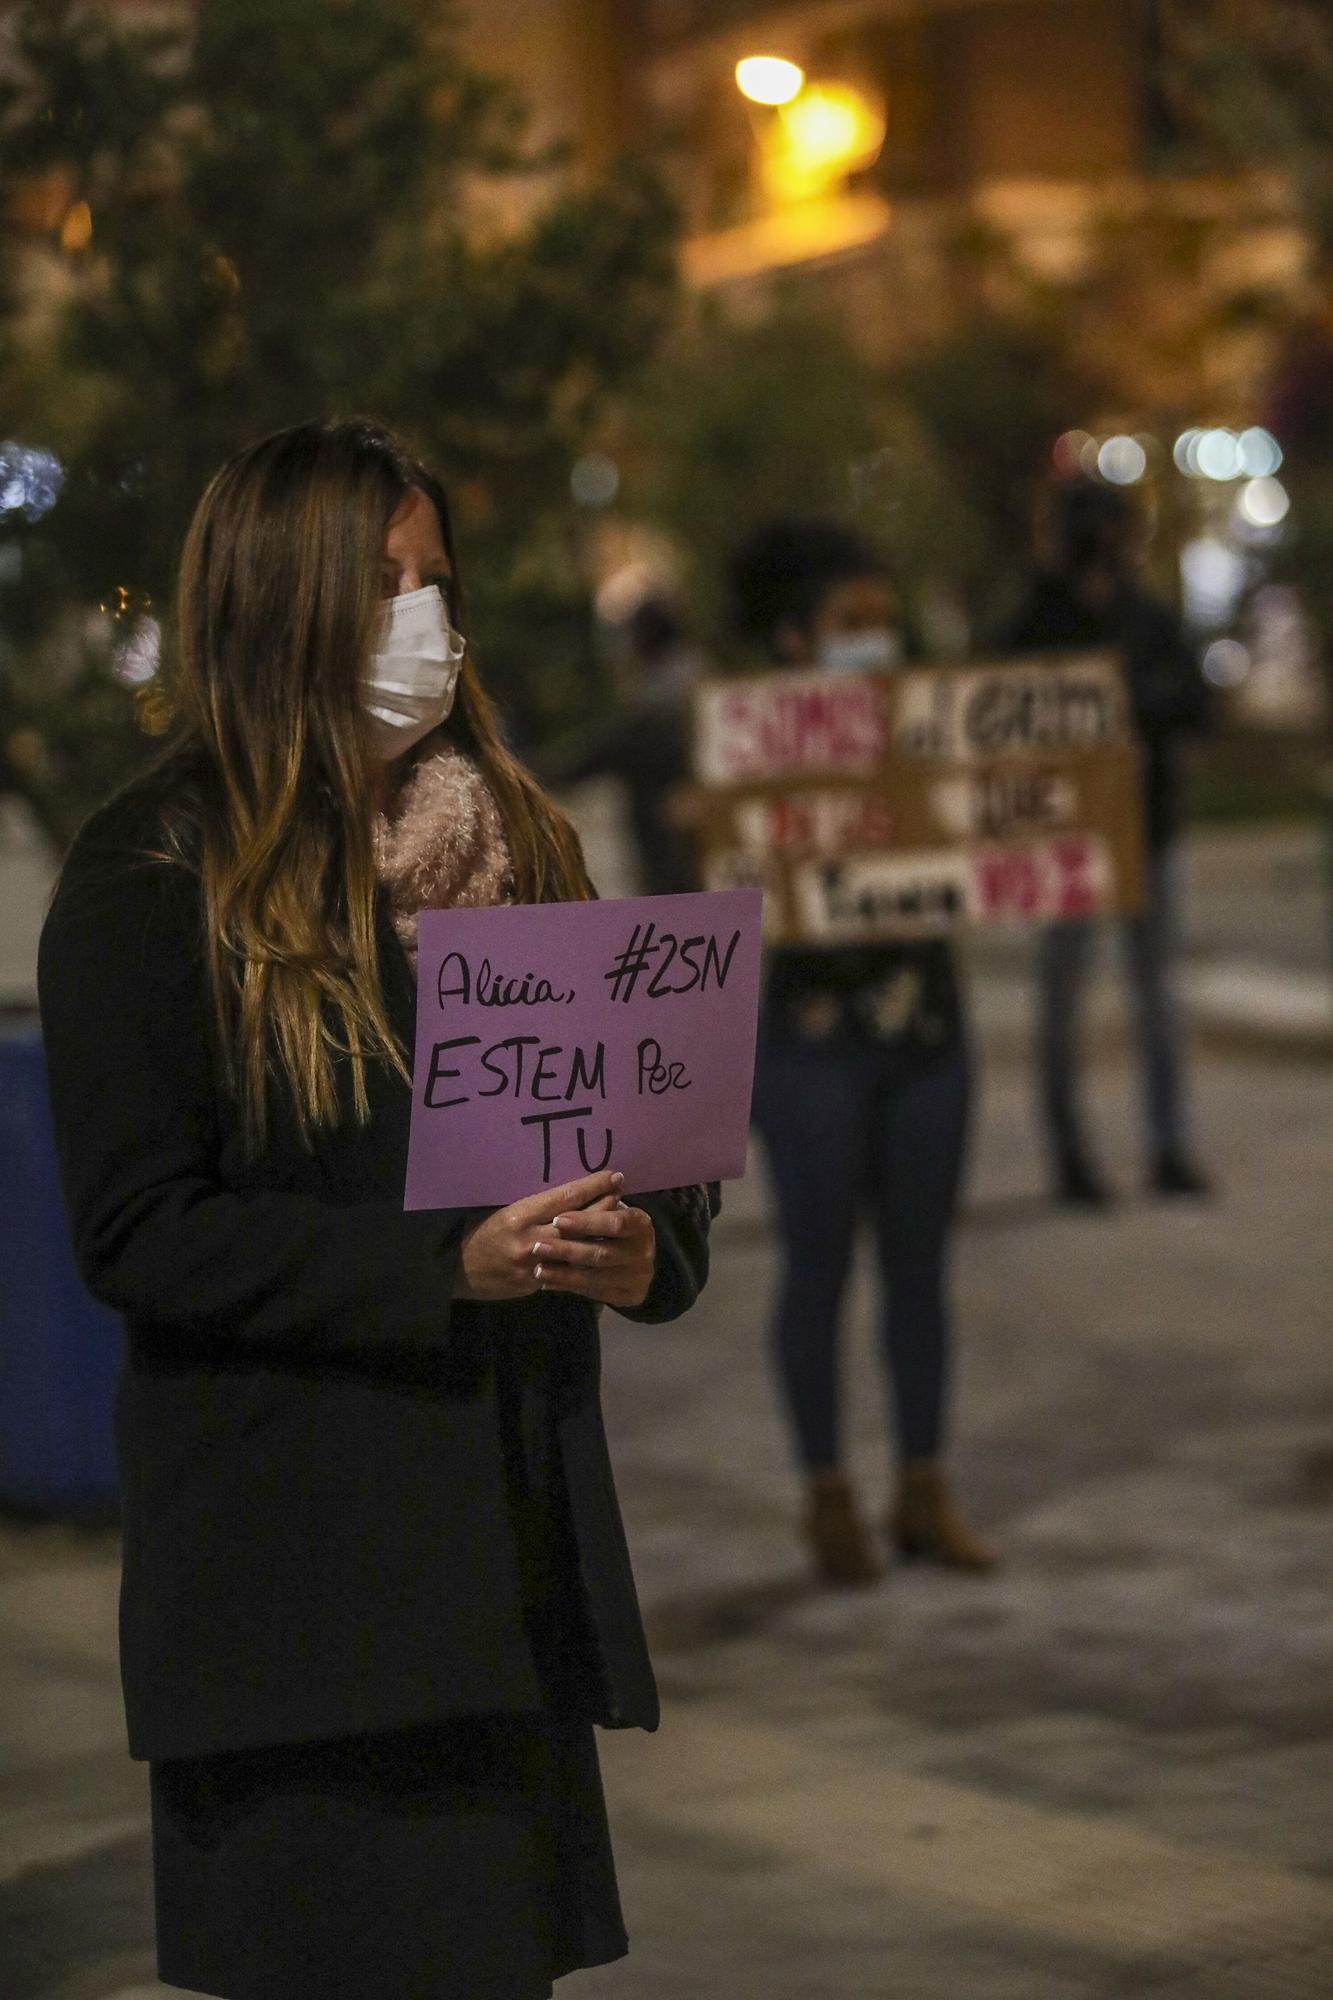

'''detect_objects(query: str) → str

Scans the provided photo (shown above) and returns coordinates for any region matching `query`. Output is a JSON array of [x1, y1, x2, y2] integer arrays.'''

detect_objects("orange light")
[[59, 200, 93, 253], [764, 83, 887, 202]]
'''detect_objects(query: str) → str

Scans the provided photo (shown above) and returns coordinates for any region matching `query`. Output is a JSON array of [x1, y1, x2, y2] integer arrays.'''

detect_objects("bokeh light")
[[768, 81, 887, 199], [112, 616, 162, 687], [570, 453, 620, 508], [1180, 535, 1246, 625], [0, 440, 65, 521], [735, 56, 805, 106], [1237, 476, 1289, 529], [1195, 429, 1242, 481], [1202, 638, 1251, 687], [1053, 430, 1092, 474], [1097, 435, 1147, 485], [1237, 427, 1282, 477], [1173, 429, 1202, 475], [59, 201, 93, 253]]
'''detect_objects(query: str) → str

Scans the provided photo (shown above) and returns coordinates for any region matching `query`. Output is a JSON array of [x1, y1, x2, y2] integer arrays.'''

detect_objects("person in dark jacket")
[[544, 591, 703, 898], [1004, 475, 1213, 1204], [732, 519, 994, 1589], [37, 418, 714, 2000]]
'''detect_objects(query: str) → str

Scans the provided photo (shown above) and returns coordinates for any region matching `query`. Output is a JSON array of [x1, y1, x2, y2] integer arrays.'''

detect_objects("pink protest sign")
[[404, 889, 763, 1210]]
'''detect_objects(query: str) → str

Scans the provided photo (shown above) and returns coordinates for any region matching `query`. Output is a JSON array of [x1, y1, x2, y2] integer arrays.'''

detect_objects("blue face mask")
[[818, 627, 903, 675]]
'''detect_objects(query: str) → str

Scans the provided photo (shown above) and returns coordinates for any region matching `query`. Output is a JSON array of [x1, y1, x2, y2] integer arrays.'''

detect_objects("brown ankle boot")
[[889, 1461, 997, 1572], [804, 1471, 883, 1587]]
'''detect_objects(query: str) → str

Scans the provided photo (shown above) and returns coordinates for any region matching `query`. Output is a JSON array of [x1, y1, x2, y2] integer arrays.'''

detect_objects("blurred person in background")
[[543, 588, 703, 898], [732, 519, 994, 1588], [37, 419, 716, 2000], [1005, 475, 1213, 1206]]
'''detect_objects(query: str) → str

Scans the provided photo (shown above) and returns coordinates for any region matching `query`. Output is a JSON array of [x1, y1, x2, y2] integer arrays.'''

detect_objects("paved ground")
[[2, 1030, 1330, 1999], [587, 1047, 1333, 1999]]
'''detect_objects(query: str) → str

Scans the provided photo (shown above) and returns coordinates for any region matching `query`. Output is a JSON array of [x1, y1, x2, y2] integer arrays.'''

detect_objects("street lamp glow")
[[763, 81, 887, 200], [736, 56, 805, 106], [782, 85, 877, 165]]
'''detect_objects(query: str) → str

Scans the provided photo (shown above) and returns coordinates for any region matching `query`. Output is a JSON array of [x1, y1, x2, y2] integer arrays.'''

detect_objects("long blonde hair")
[[144, 417, 591, 1152]]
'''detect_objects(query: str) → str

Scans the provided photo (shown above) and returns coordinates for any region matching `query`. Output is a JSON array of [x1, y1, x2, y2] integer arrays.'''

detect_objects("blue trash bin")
[[0, 1017, 121, 1512]]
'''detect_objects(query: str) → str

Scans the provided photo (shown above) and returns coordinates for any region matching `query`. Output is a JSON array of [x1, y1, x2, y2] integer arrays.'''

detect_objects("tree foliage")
[[0, 0, 679, 844], [1163, 0, 1333, 692], [620, 294, 1090, 656], [1163, 0, 1333, 275]]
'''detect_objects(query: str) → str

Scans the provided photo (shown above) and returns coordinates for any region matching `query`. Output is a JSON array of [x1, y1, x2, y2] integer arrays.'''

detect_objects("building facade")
[[469, 0, 1304, 412]]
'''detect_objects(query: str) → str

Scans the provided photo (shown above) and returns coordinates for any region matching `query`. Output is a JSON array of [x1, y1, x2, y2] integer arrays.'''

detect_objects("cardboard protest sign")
[[404, 889, 763, 1210], [695, 652, 1145, 944]]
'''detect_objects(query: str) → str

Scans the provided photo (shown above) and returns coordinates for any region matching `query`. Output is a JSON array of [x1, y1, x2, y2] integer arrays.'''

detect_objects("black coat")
[[37, 784, 711, 1763], [1003, 573, 1211, 852]]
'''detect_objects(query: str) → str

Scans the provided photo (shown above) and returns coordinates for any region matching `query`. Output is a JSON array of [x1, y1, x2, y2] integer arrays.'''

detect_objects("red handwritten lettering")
[[709, 677, 890, 781]]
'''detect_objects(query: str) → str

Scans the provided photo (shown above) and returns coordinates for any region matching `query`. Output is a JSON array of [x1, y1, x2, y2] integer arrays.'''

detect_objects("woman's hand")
[[455, 1171, 630, 1303], [529, 1195, 657, 1310]]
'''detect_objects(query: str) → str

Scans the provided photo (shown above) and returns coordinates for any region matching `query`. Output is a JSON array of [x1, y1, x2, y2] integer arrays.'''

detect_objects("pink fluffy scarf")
[[372, 731, 514, 968]]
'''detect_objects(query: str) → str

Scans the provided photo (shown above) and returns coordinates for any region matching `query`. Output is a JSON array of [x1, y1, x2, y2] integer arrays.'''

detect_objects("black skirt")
[[149, 1335, 628, 2000], [150, 1705, 626, 2000]]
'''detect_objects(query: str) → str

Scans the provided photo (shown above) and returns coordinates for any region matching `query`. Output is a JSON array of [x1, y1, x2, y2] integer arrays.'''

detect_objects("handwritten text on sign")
[[695, 653, 1144, 943], [403, 890, 763, 1211]]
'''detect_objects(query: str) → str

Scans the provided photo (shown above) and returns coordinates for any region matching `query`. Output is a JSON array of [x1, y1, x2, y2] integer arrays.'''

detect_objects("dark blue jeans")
[[1037, 844, 1191, 1168], [752, 1025, 971, 1473]]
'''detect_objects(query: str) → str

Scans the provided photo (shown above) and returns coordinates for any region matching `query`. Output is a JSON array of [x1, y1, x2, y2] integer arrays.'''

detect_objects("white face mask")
[[361, 584, 466, 760], [818, 627, 903, 675]]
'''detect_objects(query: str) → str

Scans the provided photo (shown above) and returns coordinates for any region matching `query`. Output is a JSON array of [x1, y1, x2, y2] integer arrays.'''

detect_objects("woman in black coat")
[[37, 418, 714, 2000]]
